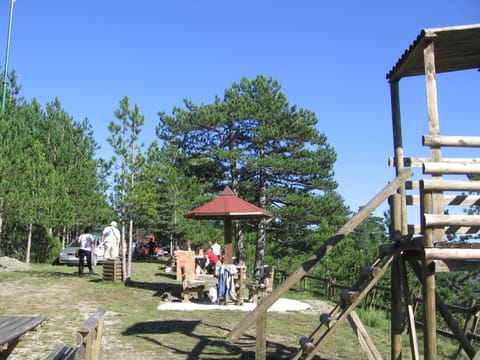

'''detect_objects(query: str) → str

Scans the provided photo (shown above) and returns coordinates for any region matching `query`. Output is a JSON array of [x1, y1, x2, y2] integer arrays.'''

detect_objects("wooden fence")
[[274, 269, 480, 343]]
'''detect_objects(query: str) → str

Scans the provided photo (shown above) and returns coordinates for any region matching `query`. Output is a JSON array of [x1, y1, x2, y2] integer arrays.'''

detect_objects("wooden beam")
[[348, 311, 383, 360], [255, 311, 266, 359], [423, 179, 480, 192], [424, 214, 480, 228], [424, 248, 480, 261], [423, 162, 480, 175], [423, 135, 480, 147], [391, 257, 403, 359], [389, 157, 480, 168], [444, 195, 480, 206]]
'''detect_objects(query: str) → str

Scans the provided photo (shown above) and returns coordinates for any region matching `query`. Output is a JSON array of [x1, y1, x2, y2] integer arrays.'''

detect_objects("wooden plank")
[[226, 170, 413, 344], [44, 346, 76, 360], [77, 308, 106, 339]]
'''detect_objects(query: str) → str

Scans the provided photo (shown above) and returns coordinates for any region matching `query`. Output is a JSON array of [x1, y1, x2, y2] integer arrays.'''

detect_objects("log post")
[[423, 38, 440, 360], [255, 310, 266, 359], [390, 193, 403, 359]]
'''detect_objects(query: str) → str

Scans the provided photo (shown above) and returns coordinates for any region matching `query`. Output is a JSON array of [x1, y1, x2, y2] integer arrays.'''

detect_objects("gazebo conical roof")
[[184, 186, 272, 220], [184, 186, 272, 264]]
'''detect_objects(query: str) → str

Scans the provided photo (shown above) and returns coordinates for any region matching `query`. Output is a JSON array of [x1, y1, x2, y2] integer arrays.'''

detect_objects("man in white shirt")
[[102, 221, 120, 259], [211, 239, 221, 260]]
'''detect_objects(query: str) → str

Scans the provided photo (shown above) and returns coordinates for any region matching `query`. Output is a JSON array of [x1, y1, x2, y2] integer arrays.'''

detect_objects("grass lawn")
[[0, 259, 468, 359]]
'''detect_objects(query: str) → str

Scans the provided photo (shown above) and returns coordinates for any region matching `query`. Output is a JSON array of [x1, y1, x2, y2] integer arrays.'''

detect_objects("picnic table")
[[0, 315, 45, 359]]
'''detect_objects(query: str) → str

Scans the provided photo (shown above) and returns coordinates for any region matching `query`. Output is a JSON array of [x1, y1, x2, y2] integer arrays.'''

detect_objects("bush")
[[357, 307, 389, 328]]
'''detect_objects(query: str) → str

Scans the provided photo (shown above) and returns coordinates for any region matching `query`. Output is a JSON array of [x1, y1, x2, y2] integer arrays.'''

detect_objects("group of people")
[[77, 220, 121, 277]]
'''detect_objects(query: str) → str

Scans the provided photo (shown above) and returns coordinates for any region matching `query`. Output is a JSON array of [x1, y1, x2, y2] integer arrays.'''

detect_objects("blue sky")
[[1, 1, 479, 216]]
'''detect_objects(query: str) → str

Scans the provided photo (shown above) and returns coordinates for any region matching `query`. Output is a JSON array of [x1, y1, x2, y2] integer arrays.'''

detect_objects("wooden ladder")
[[292, 253, 395, 360]]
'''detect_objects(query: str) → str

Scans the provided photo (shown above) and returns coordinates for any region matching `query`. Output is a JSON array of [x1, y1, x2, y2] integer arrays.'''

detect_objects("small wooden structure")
[[184, 186, 272, 264], [226, 24, 480, 360], [181, 265, 205, 302], [103, 258, 122, 282]]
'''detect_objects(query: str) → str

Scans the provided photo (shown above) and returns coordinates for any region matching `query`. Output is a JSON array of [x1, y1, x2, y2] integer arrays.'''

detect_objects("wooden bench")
[[0, 316, 45, 359], [181, 266, 205, 302], [247, 266, 275, 303], [45, 307, 106, 360]]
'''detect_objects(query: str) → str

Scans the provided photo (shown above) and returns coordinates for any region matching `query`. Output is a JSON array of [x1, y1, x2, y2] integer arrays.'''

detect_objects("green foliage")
[[29, 226, 63, 264], [0, 72, 110, 262], [1, 224, 62, 264], [436, 271, 479, 306], [313, 213, 388, 285], [357, 307, 389, 328]]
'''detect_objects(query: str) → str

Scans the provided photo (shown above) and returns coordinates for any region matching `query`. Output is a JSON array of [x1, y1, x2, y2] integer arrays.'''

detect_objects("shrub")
[[357, 307, 389, 328]]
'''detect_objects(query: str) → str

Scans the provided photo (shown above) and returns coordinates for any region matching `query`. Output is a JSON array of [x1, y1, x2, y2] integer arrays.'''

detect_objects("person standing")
[[78, 226, 95, 277], [148, 236, 156, 258], [211, 239, 222, 260], [102, 221, 120, 259]]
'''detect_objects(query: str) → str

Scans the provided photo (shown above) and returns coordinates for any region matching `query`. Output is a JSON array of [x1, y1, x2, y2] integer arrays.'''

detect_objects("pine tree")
[[157, 75, 349, 274]]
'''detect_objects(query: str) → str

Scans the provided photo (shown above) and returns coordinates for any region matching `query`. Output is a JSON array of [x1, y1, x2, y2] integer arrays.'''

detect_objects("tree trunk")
[[0, 199, 3, 246], [231, 181, 245, 265], [235, 223, 245, 265], [26, 222, 32, 266], [127, 217, 133, 279], [254, 161, 267, 276], [254, 218, 267, 277]]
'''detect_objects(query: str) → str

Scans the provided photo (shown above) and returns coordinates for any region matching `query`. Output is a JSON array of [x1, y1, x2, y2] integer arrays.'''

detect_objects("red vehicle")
[[135, 235, 165, 259]]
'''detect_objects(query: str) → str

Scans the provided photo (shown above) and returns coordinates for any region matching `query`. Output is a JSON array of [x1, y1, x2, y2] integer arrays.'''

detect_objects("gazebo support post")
[[224, 218, 233, 264]]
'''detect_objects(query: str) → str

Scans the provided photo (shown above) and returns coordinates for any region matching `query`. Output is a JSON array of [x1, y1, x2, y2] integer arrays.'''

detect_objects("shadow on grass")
[[123, 319, 300, 359], [125, 279, 183, 298]]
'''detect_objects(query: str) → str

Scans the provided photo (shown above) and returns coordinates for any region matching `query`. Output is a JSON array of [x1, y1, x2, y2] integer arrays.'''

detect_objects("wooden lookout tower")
[[228, 24, 480, 359], [385, 24, 480, 359]]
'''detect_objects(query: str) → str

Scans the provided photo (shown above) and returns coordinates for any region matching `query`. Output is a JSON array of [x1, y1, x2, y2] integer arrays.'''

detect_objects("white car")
[[59, 237, 105, 266]]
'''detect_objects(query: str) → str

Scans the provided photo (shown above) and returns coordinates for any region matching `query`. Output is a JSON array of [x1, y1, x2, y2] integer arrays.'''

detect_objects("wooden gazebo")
[[184, 186, 272, 265]]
